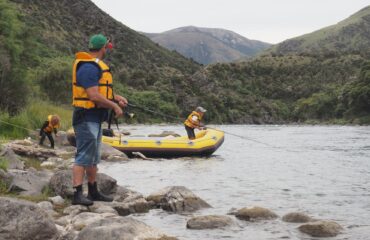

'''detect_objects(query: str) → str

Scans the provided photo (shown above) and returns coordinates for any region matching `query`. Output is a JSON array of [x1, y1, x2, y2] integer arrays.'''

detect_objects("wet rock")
[[235, 206, 278, 221], [76, 216, 177, 240], [9, 169, 51, 196], [105, 155, 129, 162], [0, 197, 58, 240], [148, 131, 181, 137], [299, 221, 343, 237], [111, 198, 150, 216], [114, 186, 144, 202], [37, 201, 54, 211], [147, 186, 211, 213], [49, 195, 65, 205], [186, 215, 233, 229], [282, 212, 313, 223], [96, 173, 117, 195], [0, 146, 25, 170], [100, 143, 128, 161]]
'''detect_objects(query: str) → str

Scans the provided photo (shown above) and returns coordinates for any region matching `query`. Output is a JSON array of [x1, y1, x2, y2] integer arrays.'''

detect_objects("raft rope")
[[0, 119, 35, 132]]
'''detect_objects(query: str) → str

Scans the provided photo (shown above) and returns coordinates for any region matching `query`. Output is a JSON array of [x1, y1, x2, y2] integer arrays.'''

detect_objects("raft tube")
[[102, 128, 224, 158]]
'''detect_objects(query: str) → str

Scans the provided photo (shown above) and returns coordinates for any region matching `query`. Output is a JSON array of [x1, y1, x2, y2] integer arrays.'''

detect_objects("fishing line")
[[127, 103, 296, 151]]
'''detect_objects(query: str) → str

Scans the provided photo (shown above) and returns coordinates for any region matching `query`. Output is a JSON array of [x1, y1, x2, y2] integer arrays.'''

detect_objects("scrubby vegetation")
[[0, 0, 369, 140]]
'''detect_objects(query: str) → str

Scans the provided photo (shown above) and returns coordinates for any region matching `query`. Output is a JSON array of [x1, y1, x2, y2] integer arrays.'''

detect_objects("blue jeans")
[[74, 121, 102, 166]]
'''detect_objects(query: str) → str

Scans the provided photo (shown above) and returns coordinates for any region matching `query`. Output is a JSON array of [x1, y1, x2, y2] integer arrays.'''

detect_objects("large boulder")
[[100, 143, 128, 161], [49, 170, 118, 198], [186, 215, 234, 229], [96, 173, 117, 195], [76, 216, 177, 240], [234, 206, 278, 221], [299, 221, 343, 237], [54, 131, 70, 146], [49, 170, 74, 198], [147, 186, 211, 213], [0, 146, 25, 170], [70, 212, 116, 231], [7, 141, 57, 160], [0, 197, 58, 240], [282, 212, 313, 223], [8, 169, 51, 196]]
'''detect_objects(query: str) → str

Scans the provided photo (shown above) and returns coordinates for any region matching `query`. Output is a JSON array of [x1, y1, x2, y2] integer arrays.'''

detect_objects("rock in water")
[[0, 197, 58, 240], [299, 221, 343, 237], [234, 206, 278, 221], [100, 143, 128, 161], [147, 186, 211, 213], [76, 216, 177, 240], [186, 215, 233, 229], [282, 212, 313, 223]]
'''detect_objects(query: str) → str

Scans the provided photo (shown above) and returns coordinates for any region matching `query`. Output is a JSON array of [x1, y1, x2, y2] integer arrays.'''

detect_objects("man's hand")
[[113, 104, 123, 117], [114, 95, 128, 108]]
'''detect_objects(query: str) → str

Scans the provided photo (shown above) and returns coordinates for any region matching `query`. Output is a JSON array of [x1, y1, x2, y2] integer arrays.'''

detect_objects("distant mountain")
[[144, 26, 271, 64], [268, 6, 370, 56]]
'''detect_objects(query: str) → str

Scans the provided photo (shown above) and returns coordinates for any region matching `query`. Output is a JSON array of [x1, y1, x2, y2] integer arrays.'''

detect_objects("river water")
[[100, 125, 370, 240]]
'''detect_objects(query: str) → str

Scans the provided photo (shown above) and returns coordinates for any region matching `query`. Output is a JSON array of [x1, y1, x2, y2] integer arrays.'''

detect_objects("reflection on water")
[[100, 125, 370, 240]]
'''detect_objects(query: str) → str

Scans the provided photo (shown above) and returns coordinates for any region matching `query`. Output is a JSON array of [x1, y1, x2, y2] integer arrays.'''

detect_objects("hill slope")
[[144, 26, 271, 64], [187, 6, 370, 123], [268, 6, 370, 56], [2, 0, 202, 121]]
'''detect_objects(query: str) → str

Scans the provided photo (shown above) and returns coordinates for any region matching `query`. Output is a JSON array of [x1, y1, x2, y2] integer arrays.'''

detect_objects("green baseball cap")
[[89, 34, 107, 50]]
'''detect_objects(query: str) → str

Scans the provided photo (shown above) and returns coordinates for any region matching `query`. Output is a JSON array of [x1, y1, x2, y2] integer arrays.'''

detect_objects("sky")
[[91, 0, 369, 44]]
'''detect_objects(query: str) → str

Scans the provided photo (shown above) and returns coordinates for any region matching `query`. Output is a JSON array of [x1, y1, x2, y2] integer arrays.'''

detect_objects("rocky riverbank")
[[0, 131, 344, 239]]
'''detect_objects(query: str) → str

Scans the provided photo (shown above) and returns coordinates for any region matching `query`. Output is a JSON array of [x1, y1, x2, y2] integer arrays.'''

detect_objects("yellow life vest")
[[184, 111, 202, 128], [44, 115, 60, 133], [72, 52, 114, 109]]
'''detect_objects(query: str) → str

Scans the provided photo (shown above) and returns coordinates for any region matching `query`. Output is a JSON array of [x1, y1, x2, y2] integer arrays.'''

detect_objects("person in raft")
[[184, 106, 207, 140], [71, 34, 127, 206], [39, 114, 60, 149]]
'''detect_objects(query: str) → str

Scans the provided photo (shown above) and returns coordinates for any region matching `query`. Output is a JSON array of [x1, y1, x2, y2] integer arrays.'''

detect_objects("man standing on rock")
[[71, 34, 127, 206]]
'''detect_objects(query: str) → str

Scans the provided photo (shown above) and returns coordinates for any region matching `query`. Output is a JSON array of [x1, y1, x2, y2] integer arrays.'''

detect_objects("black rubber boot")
[[87, 182, 113, 202], [72, 185, 93, 206]]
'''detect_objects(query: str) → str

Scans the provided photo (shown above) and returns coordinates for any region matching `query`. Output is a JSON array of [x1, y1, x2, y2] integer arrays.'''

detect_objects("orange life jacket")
[[184, 111, 202, 128], [72, 52, 113, 109], [44, 115, 60, 133]]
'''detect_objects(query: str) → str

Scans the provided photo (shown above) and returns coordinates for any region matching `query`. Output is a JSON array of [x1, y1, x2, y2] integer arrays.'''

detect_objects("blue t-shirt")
[[72, 62, 109, 125]]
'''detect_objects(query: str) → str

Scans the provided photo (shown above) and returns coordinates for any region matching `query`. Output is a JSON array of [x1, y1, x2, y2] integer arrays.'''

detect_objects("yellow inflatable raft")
[[103, 128, 224, 158]]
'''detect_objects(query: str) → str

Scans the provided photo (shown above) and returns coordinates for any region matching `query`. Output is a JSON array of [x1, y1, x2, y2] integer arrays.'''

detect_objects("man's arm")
[[86, 86, 123, 117]]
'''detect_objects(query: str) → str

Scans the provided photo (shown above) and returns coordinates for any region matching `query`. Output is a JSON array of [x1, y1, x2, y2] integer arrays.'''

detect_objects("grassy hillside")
[[0, 0, 202, 134], [0, 0, 369, 138], [145, 26, 271, 64], [268, 6, 370, 56]]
